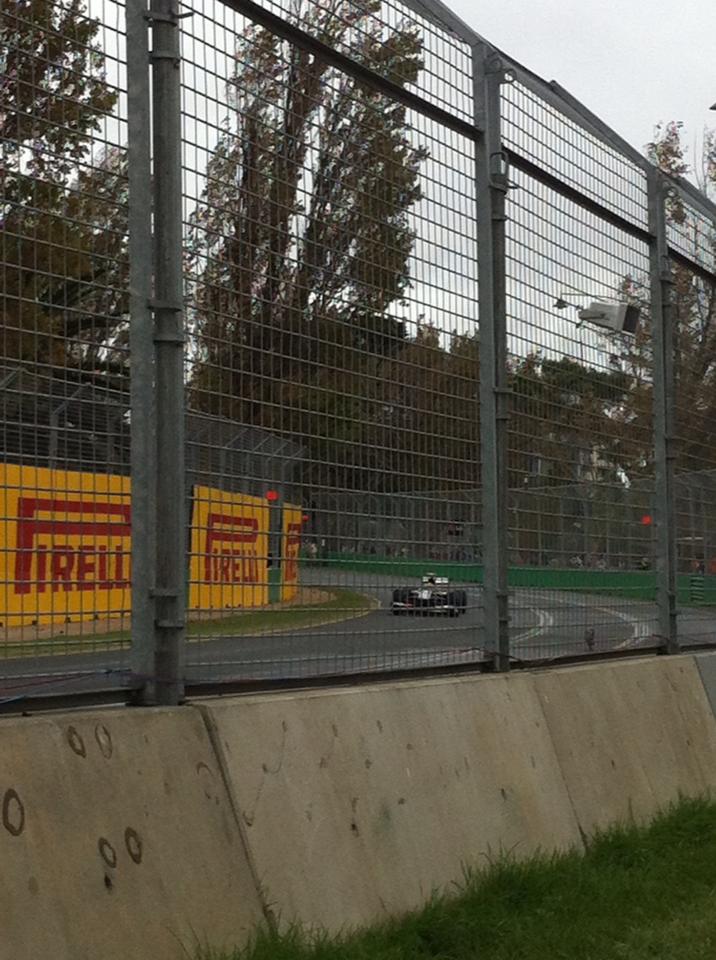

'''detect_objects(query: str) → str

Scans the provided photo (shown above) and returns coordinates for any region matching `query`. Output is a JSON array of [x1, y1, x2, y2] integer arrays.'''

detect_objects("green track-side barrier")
[[690, 576, 706, 604], [303, 553, 716, 606]]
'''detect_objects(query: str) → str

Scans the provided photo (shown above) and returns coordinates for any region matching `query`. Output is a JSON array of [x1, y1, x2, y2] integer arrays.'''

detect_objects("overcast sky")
[[448, 0, 714, 183]]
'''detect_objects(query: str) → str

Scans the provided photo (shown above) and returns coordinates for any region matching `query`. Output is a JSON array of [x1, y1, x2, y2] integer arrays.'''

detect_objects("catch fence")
[[2, 0, 716, 704]]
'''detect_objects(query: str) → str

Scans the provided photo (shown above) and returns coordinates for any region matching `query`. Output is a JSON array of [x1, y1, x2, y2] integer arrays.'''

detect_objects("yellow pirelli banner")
[[0, 468, 287, 627], [282, 504, 303, 602], [0, 463, 132, 627], [188, 485, 269, 610]]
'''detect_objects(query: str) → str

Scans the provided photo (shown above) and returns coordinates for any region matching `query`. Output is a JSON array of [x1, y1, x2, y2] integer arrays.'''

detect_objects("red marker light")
[[302, 514, 309, 522], [640, 514, 653, 526], [265, 490, 279, 502]]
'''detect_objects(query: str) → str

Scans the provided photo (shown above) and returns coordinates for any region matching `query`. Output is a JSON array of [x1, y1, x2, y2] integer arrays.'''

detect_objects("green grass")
[[1, 588, 371, 659], [187, 588, 372, 640], [204, 796, 716, 960]]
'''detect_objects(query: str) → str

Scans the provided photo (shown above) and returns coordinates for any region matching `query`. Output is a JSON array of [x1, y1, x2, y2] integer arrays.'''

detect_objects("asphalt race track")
[[1, 569, 715, 700]]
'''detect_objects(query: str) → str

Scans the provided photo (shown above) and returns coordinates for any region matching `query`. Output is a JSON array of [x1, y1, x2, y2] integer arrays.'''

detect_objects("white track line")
[[511, 607, 554, 646]]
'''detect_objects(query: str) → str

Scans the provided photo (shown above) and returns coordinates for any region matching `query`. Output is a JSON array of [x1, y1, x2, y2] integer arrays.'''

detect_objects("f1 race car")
[[391, 574, 468, 616]]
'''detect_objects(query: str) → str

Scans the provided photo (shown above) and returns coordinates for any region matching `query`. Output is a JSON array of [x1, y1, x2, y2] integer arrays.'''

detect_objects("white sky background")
[[449, 0, 715, 185]]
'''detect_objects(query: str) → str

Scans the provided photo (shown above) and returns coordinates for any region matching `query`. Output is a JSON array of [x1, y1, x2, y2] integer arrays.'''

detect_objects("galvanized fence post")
[[149, 0, 187, 703], [127, 0, 157, 700], [648, 169, 678, 653], [128, 0, 186, 704], [473, 43, 510, 670]]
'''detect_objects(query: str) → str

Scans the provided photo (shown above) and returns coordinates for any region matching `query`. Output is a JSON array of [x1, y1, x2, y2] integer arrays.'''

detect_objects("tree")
[[509, 353, 630, 488], [509, 124, 716, 494], [612, 122, 716, 481], [186, 0, 430, 491], [1, 0, 127, 374], [337, 324, 481, 494]]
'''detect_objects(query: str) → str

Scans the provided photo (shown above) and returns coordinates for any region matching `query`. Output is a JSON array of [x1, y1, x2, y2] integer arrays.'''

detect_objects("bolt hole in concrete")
[[98, 837, 118, 869], [95, 724, 113, 759], [125, 827, 143, 864], [66, 726, 86, 758], [3, 788, 25, 836]]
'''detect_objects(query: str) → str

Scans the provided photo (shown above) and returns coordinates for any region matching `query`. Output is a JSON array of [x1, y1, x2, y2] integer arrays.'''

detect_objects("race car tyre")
[[392, 588, 409, 614]]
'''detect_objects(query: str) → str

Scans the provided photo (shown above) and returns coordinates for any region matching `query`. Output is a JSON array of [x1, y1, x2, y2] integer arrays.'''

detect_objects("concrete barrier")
[[0, 706, 263, 960], [694, 651, 716, 716], [534, 656, 716, 834], [201, 674, 581, 933], [4, 653, 716, 956]]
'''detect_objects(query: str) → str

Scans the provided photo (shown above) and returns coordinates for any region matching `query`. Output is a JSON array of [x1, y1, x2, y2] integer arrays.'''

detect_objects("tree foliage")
[[506, 123, 716, 493], [1, 0, 127, 372], [187, 0, 441, 489], [614, 122, 716, 478], [508, 354, 631, 487]]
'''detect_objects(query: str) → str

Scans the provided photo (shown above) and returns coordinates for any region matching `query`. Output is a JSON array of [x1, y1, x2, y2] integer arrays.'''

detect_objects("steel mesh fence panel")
[[3, 0, 716, 703], [181, 0, 483, 683], [669, 234, 716, 641], [227, 0, 474, 120], [0, 0, 133, 701], [668, 196, 716, 277], [501, 79, 649, 232], [505, 154, 658, 660]]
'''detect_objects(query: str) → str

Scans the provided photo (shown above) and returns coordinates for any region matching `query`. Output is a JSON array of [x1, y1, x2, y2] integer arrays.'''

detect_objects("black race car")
[[391, 574, 467, 617]]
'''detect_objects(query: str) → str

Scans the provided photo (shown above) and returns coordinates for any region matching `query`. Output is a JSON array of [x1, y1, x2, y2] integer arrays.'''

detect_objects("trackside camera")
[[577, 302, 640, 335]]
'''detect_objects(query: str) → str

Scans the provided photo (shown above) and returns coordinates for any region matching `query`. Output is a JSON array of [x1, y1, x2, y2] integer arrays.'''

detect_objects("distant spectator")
[[307, 541, 318, 562]]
